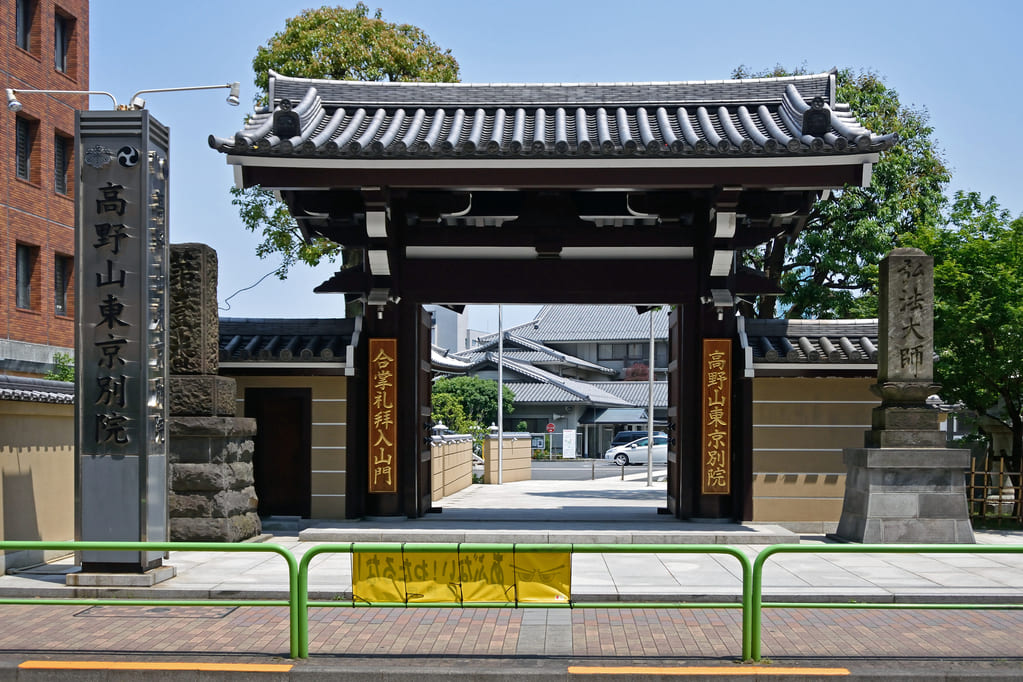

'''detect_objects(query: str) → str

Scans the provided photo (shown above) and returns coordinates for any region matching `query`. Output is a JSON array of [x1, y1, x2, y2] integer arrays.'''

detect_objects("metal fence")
[[4, 539, 1023, 661]]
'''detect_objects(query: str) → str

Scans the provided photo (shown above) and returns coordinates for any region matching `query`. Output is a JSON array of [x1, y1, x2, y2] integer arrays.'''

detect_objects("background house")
[[440, 305, 670, 457]]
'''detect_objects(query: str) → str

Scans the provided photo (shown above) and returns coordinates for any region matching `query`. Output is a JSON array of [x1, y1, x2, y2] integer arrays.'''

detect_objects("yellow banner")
[[352, 549, 570, 604]]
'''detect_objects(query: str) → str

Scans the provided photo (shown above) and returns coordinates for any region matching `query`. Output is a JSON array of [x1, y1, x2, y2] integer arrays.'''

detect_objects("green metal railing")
[[750, 543, 1023, 661], [6, 539, 1023, 662], [0, 541, 300, 659], [297, 542, 753, 659]]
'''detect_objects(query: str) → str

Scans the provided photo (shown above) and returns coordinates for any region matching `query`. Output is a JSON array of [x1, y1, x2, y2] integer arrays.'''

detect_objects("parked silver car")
[[603, 435, 668, 466]]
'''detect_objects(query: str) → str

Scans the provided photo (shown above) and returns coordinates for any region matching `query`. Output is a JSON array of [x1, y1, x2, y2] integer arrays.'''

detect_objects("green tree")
[[733, 66, 949, 319], [907, 192, 1023, 467], [44, 352, 74, 382], [432, 376, 514, 429], [431, 392, 473, 435], [234, 3, 460, 278]]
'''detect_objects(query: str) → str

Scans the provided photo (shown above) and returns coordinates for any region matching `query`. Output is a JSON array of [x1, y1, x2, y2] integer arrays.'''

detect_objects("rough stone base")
[[834, 447, 975, 543], [168, 416, 262, 542], [171, 512, 262, 543]]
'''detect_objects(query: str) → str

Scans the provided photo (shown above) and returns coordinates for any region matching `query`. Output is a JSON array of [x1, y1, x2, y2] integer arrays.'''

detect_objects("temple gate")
[[210, 70, 893, 521]]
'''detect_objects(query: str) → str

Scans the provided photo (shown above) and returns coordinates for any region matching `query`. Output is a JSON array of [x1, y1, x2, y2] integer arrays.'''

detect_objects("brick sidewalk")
[[3, 604, 1023, 662]]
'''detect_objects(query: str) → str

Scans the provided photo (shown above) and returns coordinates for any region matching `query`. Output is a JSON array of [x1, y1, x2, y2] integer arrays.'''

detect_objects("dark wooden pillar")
[[676, 302, 740, 520], [349, 299, 432, 519]]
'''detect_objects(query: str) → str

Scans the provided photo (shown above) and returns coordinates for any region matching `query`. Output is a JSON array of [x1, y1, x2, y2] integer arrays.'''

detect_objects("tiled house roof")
[[0, 374, 74, 404], [218, 318, 357, 363], [489, 304, 670, 344], [453, 332, 617, 376], [744, 318, 879, 365], [210, 71, 894, 160]]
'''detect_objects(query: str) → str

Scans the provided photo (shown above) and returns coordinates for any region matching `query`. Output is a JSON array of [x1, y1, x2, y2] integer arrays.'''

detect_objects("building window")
[[54, 254, 72, 316], [54, 13, 73, 72], [598, 343, 626, 361], [16, 117, 35, 182], [627, 342, 645, 359], [54, 134, 71, 194], [16, 0, 35, 52], [16, 244, 37, 310]]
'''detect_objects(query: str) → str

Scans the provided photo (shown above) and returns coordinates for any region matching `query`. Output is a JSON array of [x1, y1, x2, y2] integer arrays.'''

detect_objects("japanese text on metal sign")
[[701, 339, 731, 495], [368, 338, 398, 493], [895, 257, 928, 377], [78, 121, 168, 457]]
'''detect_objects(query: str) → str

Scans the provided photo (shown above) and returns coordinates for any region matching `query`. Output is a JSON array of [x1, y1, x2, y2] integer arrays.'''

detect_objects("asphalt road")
[[529, 459, 665, 481]]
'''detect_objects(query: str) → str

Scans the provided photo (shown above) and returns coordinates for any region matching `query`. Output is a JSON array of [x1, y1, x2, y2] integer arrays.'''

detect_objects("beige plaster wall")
[[751, 376, 878, 532], [482, 434, 532, 484], [0, 400, 74, 571], [431, 436, 474, 501], [229, 375, 348, 519]]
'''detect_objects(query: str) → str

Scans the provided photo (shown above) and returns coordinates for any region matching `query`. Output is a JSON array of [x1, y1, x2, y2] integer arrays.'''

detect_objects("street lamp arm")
[[130, 83, 241, 108], [7, 88, 118, 111]]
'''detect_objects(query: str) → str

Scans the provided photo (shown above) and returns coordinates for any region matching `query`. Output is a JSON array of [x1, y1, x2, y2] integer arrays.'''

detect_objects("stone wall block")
[[228, 462, 254, 489], [867, 493, 918, 518], [172, 463, 229, 492], [168, 493, 211, 518], [225, 439, 255, 464], [210, 488, 257, 517], [170, 376, 237, 416], [918, 493, 971, 519]]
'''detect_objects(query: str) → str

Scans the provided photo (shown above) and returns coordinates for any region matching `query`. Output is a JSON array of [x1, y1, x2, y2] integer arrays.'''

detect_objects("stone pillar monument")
[[835, 248, 974, 543], [167, 244, 261, 541]]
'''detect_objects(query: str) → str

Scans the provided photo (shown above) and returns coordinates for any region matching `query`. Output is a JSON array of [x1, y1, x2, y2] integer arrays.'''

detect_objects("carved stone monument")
[[835, 248, 974, 543], [167, 244, 261, 541]]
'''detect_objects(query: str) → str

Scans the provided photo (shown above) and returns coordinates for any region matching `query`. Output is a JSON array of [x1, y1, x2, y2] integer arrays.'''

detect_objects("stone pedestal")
[[835, 448, 975, 543], [835, 248, 974, 543], [168, 417, 260, 542]]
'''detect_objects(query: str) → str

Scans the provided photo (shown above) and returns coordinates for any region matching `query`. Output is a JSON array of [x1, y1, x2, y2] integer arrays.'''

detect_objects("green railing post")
[[750, 543, 1023, 662], [0, 540, 301, 659], [298, 542, 755, 662]]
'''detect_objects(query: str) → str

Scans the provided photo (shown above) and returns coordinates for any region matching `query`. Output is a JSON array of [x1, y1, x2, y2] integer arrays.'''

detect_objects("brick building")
[[2, 0, 89, 376]]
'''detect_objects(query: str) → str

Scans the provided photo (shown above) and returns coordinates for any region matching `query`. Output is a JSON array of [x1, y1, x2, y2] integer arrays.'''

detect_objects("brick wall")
[[2, 0, 89, 353]]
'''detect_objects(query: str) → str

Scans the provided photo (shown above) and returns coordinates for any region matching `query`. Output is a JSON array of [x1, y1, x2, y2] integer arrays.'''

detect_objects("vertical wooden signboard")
[[701, 339, 731, 495], [368, 338, 398, 493]]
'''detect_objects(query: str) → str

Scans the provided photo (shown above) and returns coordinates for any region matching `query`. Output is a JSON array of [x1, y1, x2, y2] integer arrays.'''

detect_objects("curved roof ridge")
[[270, 70, 835, 89], [499, 357, 629, 406]]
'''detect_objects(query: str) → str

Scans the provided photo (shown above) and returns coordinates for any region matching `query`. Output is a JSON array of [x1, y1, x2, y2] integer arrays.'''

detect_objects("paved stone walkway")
[[2, 603, 1023, 665]]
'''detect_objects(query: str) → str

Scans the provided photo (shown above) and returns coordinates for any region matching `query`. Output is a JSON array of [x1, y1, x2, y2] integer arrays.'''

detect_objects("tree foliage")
[[251, 3, 459, 97], [734, 66, 949, 319], [44, 352, 74, 382], [237, 4, 460, 278], [432, 376, 515, 431], [907, 192, 1023, 466]]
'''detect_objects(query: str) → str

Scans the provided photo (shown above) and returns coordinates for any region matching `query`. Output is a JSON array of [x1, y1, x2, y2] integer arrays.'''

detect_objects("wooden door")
[[246, 387, 311, 517]]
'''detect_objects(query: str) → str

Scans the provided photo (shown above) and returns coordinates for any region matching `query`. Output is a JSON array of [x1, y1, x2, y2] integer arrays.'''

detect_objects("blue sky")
[[90, 0, 1021, 330]]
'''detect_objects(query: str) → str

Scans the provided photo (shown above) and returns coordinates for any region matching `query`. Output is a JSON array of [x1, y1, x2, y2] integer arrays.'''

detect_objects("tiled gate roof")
[[210, 70, 894, 160]]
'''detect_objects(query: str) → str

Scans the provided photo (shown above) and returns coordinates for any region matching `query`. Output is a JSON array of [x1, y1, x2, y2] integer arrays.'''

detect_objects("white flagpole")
[[498, 304, 504, 485]]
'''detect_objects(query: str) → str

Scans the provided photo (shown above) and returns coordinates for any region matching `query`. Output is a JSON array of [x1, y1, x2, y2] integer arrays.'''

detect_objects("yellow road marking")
[[568, 666, 850, 676], [19, 661, 293, 672]]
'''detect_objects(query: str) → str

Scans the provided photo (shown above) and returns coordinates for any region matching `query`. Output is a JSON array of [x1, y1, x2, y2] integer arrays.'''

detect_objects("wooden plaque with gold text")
[[701, 339, 731, 495], [368, 338, 398, 493]]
